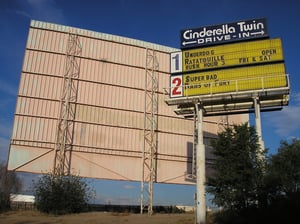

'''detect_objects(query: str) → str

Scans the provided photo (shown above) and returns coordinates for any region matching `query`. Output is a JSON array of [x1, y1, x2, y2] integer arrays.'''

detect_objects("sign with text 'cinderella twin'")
[[180, 18, 268, 49]]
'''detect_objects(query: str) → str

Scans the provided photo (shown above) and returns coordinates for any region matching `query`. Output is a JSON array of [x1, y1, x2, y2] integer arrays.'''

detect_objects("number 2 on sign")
[[171, 75, 183, 97]]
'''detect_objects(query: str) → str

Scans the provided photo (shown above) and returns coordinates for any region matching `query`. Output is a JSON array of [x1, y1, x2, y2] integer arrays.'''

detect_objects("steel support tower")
[[191, 112, 198, 179], [53, 33, 82, 176], [141, 48, 159, 215], [195, 104, 206, 224]]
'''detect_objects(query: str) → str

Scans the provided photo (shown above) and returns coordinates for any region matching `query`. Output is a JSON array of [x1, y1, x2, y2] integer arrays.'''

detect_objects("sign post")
[[253, 97, 265, 159], [195, 104, 206, 224]]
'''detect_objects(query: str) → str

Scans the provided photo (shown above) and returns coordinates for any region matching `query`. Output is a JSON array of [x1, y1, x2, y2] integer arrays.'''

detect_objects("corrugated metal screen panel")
[[19, 73, 62, 100], [156, 51, 170, 73], [157, 116, 193, 135], [11, 115, 56, 144], [204, 114, 249, 135], [70, 152, 141, 181], [30, 20, 179, 53], [23, 50, 65, 77], [27, 28, 67, 54], [156, 160, 190, 184], [231, 113, 249, 123], [7, 145, 54, 173], [15, 97, 59, 119], [202, 118, 221, 136], [158, 94, 179, 116], [72, 123, 143, 153], [157, 132, 193, 158], [158, 72, 170, 93], [79, 59, 145, 90], [27, 24, 173, 74], [77, 81, 145, 112], [24, 27, 158, 81], [75, 105, 144, 130], [82, 39, 147, 69], [68, 151, 196, 184]]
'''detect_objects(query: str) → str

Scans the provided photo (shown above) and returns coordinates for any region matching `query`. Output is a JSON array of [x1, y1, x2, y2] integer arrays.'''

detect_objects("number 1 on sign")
[[170, 75, 183, 98], [172, 54, 179, 70], [170, 52, 182, 73]]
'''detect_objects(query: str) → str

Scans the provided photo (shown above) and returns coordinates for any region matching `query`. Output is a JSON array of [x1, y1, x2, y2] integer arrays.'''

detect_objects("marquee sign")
[[180, 18, 268, 49], [168, 18, 289, 113], [171, 38, 283, 73]]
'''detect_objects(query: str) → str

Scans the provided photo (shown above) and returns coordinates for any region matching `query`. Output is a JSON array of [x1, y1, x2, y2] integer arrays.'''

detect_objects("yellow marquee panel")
[[183, 63, 286, 96], [182, 38, 284, 72]]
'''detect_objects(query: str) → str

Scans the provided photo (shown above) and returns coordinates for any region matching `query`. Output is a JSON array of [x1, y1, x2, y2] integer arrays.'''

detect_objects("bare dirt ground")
[[0, 211, 195, 224]]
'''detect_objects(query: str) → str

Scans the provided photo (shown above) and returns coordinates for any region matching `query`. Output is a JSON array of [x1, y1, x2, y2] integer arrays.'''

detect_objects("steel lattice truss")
[[141, 49, 159, 215], [53, 33, 82, 176]]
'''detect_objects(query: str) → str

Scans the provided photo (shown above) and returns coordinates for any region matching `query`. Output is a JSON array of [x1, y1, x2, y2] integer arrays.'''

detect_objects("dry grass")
[[0, 210, 195, 224]]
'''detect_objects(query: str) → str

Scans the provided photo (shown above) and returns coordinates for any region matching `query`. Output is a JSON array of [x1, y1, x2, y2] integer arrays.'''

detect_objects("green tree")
[[33, 173, 95, 214], [250, 138, 300, 224], [207, 128, 300, 224], [265, 139, 300, 198], [0, 162, 22, 211], [207, 123, 265, 211]]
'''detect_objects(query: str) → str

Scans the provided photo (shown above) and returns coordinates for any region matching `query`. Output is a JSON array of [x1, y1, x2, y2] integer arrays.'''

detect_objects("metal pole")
[[195, 104, 206, 224], [253, 97, 265, 154]]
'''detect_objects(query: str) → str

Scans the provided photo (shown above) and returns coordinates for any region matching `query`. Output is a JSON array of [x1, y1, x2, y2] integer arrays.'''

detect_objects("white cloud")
[[273, 106, 300, 136], [293, 92, 300, 105], [14, 10, 31, 19], [15, 0, 66, 24], [264, 92, 300, 138], [123, 184, 135, 190], [29, 0, 65, 22]]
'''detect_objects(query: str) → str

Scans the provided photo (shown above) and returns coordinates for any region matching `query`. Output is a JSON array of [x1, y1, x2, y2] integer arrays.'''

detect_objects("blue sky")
[[0, 0, 300, 206]]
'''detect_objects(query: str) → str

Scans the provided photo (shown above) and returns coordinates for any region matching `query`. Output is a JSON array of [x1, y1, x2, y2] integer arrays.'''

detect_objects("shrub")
[[33, 173, 94, 214]]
